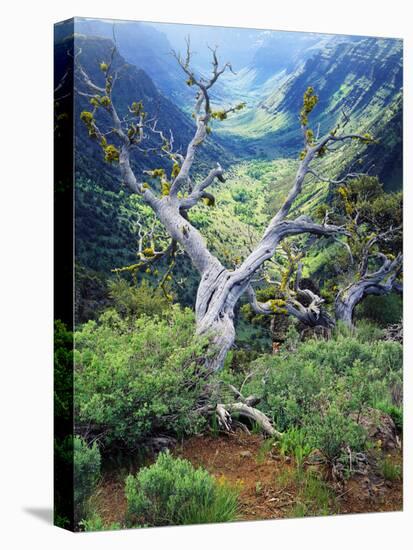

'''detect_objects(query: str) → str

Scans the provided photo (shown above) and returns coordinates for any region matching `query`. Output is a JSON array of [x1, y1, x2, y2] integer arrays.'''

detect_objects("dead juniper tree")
[[76, 41, 379, 374], [247, 175, 402, 333], [322, 175, 402, 327]]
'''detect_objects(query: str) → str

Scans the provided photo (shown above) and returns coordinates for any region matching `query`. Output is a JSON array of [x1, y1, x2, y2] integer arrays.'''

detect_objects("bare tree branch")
[[76, 43, 391, 370]]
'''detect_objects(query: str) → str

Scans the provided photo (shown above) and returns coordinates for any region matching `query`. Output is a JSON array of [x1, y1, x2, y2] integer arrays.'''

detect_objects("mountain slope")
[[54, 33, 233, 189], [218, 37, 403, 188], [55, 33, 235, 279], [261, 37, 402, 139], [70, 18, 195, 105]]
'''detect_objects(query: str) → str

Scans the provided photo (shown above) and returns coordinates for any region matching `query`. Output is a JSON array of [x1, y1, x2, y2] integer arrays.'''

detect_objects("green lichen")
[[300, 86, 318, 126], [306, 128, 314, 144], [99, 96, 111, 107], [80, 111, 94, 124], [171, 162, 180, 179], [211, 110, 228, 121], [202, 196, 215, 207], [143, 247, 155, 258], [104, 144, 120, 164], [127, 124, 138, 140], [90, 97, 100, 108], [161, 180, 171, 196], [105, 76, 113, 95], [269, 298, 287, 315], [131, 101, 144, 116], [150, 168, 166, 179]]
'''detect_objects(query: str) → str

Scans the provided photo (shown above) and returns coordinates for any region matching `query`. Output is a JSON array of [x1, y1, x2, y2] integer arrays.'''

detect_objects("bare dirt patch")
[[94, 432, 402, 526]]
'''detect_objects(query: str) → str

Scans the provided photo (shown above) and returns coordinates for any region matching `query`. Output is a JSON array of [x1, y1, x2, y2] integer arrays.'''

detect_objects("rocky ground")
[[92, 429, 402, 526]]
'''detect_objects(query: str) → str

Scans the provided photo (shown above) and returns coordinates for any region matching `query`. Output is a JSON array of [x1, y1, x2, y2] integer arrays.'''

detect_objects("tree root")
[[198, 381, 282, 438], [215, 402, 282, 438]]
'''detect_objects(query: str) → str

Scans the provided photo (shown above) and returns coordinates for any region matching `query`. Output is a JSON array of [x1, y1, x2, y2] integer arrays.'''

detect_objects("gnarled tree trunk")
[[195, 264, 236, 371], [335, 255, 402, 327], [191, 216, 347, 371]]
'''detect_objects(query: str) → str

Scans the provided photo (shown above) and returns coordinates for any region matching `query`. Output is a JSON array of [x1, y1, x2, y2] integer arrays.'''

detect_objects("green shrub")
[[125, 451, 240, 526], [74, 306, 209, 447], [344, 360, 386, 420], [355, 293, 402, 326], [238, 330, 401, 471], [108, 278, 171, 318], [293, 337, 372, 375], [379, 456, 402, 481], [54, 320, 73, 423], [352, 320, 384, 342], [307, 407, 367, 464], [80, 514, 121, 532], [275, 468, 334, 517], [289, 470, 333, 517], [74, 436, 101, 523], [244, 333, 402, 435], [245, 351, 335, 431], [278, 427, 313, 469], [371, 340, 403, 377], [333, 320, 383, 342]]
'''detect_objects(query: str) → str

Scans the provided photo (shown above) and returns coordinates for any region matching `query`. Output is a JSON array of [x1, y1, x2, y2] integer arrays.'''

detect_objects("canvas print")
[[54, 17, 403, 531]]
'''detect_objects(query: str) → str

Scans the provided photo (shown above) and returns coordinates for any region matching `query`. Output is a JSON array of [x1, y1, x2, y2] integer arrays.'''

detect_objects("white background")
[[0, 0, 411, 548]]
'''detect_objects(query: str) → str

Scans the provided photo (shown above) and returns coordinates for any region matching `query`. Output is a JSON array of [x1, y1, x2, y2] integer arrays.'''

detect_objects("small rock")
[[350, 408, 399, 450], [240, 450, 252, 459]]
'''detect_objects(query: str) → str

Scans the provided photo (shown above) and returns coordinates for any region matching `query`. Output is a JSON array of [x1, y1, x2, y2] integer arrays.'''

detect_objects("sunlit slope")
[[217, 37, 402, 189]]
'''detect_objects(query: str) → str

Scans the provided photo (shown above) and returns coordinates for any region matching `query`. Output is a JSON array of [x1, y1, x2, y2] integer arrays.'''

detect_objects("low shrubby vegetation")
[[277, 468, 335, 518], [278, 427, 313, 469], [379, 455, 402, 481], [107, 278, 171, 319], [67, 308, 402, 529], [56, 289, 403, 530], [125, 451, 240, 527], [74, 436, 101, 524], [80, 515, 122, 532], [74, 306, 209, 448], [239, 324, 402, 467]]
